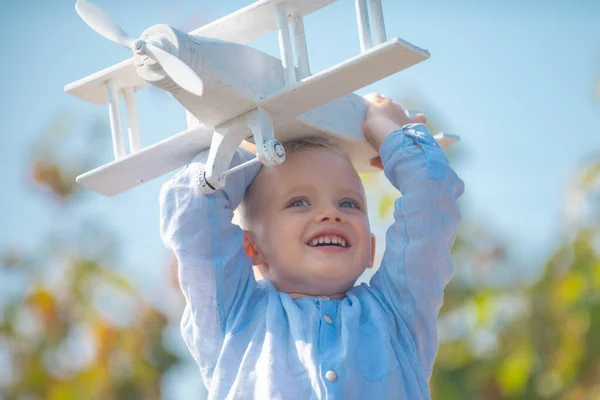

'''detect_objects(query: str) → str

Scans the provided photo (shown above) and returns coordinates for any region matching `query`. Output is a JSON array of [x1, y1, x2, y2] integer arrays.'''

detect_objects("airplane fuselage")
[[136, 24, 288, 129]]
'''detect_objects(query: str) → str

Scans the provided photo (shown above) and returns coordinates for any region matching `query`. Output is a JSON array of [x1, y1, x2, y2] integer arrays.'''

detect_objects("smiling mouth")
[[307, 235, 349, 248]]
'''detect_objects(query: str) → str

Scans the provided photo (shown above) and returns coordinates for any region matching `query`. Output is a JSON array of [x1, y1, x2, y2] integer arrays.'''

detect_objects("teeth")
[[308, 235, 348, 248]]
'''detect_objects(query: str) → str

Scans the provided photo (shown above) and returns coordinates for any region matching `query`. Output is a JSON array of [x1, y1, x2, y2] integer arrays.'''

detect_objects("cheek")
[[264, 214, 306, 251], [280, 216, 306, 242], [356, 219, 373, 253]]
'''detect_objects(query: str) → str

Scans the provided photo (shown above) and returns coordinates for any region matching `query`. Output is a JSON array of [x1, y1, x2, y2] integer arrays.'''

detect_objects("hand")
[[363, 93, 426, 169]]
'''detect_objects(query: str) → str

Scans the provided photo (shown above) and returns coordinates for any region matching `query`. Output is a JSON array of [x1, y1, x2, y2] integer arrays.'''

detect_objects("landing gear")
[[198, 107, 286, 194]]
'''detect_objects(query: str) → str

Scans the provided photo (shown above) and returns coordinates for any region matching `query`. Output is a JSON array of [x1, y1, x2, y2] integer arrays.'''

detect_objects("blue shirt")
[[160, 126, 464, 400]]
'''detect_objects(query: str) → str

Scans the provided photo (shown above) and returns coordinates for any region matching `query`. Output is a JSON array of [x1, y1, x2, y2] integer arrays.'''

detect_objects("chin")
[[310, 265, 364, 283]]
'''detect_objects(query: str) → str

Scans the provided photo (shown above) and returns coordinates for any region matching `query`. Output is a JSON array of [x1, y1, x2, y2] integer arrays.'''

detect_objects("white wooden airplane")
[[66, 0, 458, 196]]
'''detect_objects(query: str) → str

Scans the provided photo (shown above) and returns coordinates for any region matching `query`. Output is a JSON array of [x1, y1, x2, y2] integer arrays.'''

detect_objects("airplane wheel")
[[196, 169, 217, 194], [261, 140, 286, 166]]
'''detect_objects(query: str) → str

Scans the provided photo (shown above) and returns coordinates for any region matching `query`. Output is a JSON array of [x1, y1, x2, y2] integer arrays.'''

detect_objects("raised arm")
[[159, 149, 260, 374], [369, 123, 464, 379]]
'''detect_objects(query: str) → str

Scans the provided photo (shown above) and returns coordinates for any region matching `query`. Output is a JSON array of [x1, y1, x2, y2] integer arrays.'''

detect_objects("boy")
[[160, 93, 464, 399]]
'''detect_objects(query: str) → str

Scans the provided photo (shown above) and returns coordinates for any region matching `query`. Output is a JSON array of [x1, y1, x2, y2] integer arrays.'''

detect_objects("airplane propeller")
[[75, 0, 204, 97]]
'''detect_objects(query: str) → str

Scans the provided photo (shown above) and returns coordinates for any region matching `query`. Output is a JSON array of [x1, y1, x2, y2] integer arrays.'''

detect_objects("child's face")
[[244, 148, 375, 296]]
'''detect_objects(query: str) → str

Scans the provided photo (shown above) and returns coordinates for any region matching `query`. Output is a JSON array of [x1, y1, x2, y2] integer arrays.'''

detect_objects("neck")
[[286, 291, 347, 300]]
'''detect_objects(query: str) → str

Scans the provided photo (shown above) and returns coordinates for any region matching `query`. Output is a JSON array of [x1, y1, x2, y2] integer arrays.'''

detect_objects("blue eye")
[[288, 198, 310, 207], [339, 199, 360, 209]]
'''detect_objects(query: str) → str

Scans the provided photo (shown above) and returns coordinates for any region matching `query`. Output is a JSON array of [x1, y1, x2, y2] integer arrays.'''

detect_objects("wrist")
[[364, 116, 403, 150]]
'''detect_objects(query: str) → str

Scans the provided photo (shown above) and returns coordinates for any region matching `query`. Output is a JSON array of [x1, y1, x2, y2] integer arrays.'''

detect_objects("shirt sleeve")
[[369, 125, 464, 379], [159, 148, 261, 373]]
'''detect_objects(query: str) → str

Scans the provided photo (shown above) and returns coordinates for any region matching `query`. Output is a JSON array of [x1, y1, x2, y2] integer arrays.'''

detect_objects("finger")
[[409, 113, 427, 124], [364, 92, 385, 104], [369, 156, 384, 170]]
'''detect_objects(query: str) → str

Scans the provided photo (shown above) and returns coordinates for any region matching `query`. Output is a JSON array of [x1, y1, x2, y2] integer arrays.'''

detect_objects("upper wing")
[[262, 37, 429, 123], [65, 0, 338, 105]]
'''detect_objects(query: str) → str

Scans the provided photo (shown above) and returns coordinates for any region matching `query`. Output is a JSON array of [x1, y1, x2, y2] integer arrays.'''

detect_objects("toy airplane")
[[66, 0, 458, 196]]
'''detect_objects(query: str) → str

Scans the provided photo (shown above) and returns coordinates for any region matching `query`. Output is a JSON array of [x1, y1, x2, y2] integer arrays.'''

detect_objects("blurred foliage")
[[430, 221, 600, 400], [0, 115, 183, 399], [28, 112, 109, 201]]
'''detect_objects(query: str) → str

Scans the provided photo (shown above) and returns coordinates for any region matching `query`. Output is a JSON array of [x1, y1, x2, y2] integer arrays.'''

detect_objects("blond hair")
[[238, 136, 349, 229]]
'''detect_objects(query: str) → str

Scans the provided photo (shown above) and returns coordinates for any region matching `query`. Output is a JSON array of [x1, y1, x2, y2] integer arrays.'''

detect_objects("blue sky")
[[2, 0, 599, 284], [1, 0, 599, 398]]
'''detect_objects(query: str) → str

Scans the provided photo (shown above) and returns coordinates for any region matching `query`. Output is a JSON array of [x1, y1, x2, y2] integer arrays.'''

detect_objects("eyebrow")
[[279, 185, 314, 200], [346, 189, 366, 201], [282, 186, 366, 202]]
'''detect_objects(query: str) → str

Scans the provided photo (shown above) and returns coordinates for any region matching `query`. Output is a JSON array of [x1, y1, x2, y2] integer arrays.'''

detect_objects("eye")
[[339, 199, 361, 209], [288, 197, 310, 207]]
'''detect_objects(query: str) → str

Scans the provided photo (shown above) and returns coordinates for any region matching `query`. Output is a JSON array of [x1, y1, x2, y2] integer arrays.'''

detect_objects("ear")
[[367, 233, 377, 269], [243, 231, 265, 265]]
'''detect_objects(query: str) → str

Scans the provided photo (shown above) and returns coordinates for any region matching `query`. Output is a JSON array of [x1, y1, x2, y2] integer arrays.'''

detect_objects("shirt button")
[[325, 370, 337, 382], [323, 314, 333, 324]]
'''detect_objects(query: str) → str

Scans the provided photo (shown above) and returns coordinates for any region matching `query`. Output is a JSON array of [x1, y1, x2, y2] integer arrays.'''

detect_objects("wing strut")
[[106, 80, 126, 159], [276, 4, 296, 86], [355, 0, 387, 53], [123, 88, 141, 152], [292, 13, 310, 79], [369, 0, 387, 45], [106, 80, 142, 160]]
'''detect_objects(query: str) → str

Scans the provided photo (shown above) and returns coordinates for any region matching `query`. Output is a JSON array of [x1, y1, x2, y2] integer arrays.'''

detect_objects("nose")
[[315, 203, 343, 223]]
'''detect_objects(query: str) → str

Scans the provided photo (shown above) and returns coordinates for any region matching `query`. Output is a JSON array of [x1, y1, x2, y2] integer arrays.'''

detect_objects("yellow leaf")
[[47, 383, 77, 400], [360, 173, 377, 186], [497, 345, 534, 395], [474, 292, 493, 326], [378, 194, 396, 218], [554, 271, 585, 307], [28, 287, 57, 324]]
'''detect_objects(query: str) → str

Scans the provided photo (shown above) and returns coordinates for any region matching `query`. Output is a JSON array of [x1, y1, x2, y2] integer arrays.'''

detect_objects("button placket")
[[319, 299, 336, 327], [317, 299, 340, 388]]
